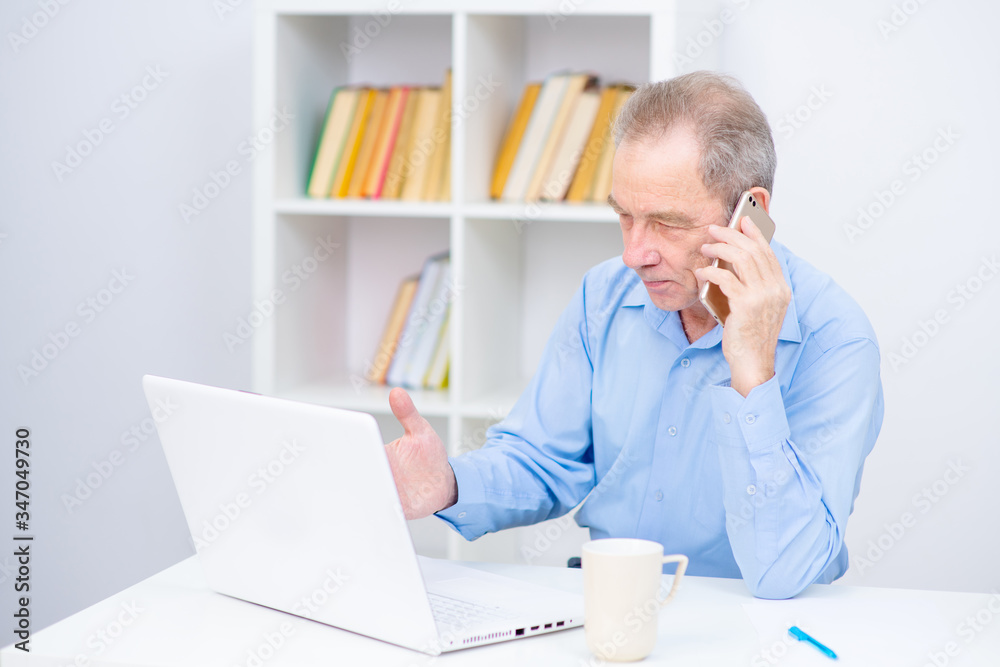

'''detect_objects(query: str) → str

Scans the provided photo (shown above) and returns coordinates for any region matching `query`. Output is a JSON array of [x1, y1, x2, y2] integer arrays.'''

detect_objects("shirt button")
[[744, 414, 756, 425], [655, 491, 663, 502], [668, 426, 677, 436], [457, 512, 466, 519], [723, 413, 731, 424], [746, 485, 757, 496], [680, 358, 691, 368]]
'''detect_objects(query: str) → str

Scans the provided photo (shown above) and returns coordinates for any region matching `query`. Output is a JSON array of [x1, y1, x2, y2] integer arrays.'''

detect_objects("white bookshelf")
[[253, 0, 678, 565]]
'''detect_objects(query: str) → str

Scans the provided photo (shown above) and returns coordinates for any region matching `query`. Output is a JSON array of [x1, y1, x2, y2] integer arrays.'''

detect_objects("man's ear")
[[748, 187, 771, 213]]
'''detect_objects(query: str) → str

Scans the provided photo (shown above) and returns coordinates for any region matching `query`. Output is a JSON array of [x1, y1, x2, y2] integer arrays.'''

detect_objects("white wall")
[[0, 0, 253, 632], [708, 0, 1000, 592], [1, 0, 998, 638]]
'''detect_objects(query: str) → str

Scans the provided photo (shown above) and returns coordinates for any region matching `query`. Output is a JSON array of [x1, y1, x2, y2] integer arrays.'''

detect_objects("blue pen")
[[789, 626, 838, 660]]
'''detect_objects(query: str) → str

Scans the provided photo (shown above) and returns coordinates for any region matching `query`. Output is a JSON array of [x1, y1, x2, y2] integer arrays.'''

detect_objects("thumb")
[[389, 387, 427, 436]]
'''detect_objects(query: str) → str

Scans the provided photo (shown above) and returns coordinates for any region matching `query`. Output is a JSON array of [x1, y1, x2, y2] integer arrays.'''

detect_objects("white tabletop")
[[3, 556, 999, 666]]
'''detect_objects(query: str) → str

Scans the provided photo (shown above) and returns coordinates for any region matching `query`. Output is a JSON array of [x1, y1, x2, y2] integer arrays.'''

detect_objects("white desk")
[[3, 557, 999, 666]]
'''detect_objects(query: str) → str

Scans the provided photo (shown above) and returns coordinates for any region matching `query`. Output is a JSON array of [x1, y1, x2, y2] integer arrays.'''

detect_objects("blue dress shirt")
[[436, 242, 884, 599]]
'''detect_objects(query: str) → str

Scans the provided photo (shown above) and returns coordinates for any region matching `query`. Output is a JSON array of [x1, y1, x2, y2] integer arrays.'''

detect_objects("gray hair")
[[613, 71, 776, 218]]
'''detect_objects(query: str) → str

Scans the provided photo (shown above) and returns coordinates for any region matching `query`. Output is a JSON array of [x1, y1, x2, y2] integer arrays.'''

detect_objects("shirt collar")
[[618, 241, 803, 346]]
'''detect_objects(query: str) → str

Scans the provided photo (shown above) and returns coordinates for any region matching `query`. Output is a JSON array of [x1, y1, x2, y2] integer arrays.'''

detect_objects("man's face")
[[609, 125, 727, 313]]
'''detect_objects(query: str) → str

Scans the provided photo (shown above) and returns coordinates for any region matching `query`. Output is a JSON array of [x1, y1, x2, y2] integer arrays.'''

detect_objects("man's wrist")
[[436, 462, 458, 513], [730, 365, 774, 397]]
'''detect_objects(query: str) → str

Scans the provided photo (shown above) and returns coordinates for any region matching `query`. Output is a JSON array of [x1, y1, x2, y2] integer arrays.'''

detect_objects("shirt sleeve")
[[435, 280, 598, 540], [709, 336, 883, 599]]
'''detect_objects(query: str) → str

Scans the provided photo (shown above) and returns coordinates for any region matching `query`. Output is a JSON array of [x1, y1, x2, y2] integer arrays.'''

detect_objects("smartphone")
[[698, 191, 776, 326]]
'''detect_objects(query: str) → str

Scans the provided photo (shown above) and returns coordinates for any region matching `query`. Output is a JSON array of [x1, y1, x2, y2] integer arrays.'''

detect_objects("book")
[[402, 256, 450, 387], [305, 87, 357, 198], [501, 73, 570, 202], [366, 275, 419, 384], [539, 88, 601, 201], [565, 85, 621, 203], [423, 308, 450, 389], [386, 251, 449, 386], [422, 69, 452, 202], [329, 88, 375, 198], [524, 73, 597, 201], [345, 89, 388, 198], [362, 86, 409, 199], [382, 87, 421, 200], [400, 87, 442, 201], [490, 81, 541, 200], [589, 86, 634, 202], [438, 148, 451, 201]]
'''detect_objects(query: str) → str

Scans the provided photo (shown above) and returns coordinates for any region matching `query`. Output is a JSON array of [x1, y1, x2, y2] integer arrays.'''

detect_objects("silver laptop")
[[143, 375, 583, 654]]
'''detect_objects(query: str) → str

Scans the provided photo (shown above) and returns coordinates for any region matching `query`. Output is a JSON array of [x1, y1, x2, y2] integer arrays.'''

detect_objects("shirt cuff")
[[433, 454, 488, 540], [709, 375, 791, 454]]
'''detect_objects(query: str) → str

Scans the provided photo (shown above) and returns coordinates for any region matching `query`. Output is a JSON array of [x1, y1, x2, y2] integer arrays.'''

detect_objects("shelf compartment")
[[270, 213, 449, 396], [460, 217, 623, 405], [461, 13, 651, 203], [274, 13, 452, 200]]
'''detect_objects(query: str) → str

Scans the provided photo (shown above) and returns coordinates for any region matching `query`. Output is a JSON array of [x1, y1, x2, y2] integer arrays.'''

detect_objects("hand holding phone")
[[698, 191, 776, 326]]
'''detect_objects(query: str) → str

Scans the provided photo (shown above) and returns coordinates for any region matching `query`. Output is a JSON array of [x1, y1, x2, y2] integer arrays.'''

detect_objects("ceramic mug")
[[582, 538, 688, 662]]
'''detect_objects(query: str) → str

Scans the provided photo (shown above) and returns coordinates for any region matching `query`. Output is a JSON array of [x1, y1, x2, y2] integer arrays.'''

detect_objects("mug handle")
[[659, 554, 689, 606]]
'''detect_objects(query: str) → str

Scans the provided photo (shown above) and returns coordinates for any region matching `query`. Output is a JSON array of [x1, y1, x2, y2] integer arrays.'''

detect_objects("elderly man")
[[385, 71, 884, 600]]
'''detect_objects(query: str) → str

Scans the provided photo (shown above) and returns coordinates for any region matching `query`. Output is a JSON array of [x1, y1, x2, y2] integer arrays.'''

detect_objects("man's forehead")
[[609, 130, 722, 224]]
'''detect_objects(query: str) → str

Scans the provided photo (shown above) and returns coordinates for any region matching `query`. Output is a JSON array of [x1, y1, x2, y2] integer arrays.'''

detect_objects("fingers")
[[701, 243, 762, 284], [695, 264, 742, 297], [705, 217, 762, 251], [702, 218, 778, 283], [389, 387, 426, 436]]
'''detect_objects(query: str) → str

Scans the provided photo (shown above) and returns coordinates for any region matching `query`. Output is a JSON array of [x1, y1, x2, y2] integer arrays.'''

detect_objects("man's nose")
[[622, 224, 658, 269]]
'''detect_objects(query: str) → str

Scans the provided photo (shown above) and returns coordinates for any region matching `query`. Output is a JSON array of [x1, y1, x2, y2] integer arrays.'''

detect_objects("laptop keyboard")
[[427, 592, 518, 632]]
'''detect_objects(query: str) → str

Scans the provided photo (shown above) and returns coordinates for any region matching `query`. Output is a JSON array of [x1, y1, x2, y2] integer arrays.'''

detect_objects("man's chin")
[[642, 281, 697, 313]]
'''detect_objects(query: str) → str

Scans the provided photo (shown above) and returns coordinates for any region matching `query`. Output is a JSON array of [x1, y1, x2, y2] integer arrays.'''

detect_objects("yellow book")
[[382, 88, 421, 200], [400, 88, 442, 201], [502, 73, 570, 202], [366, 276, 420, 384], [305, 87, 357, 198], [566, 85, 619, 203], [423, 308, 450, 389], [329, 88, 375, 198], [437, 152, 450, 201], [422, 70, 451, 202], [345, 89, 388, 198], [490, 82, 541, 200], [524, 73, 596, 201], [589, 86, 634, 202], [540, 88, 601, 201], [362, 87, 409, 199]]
